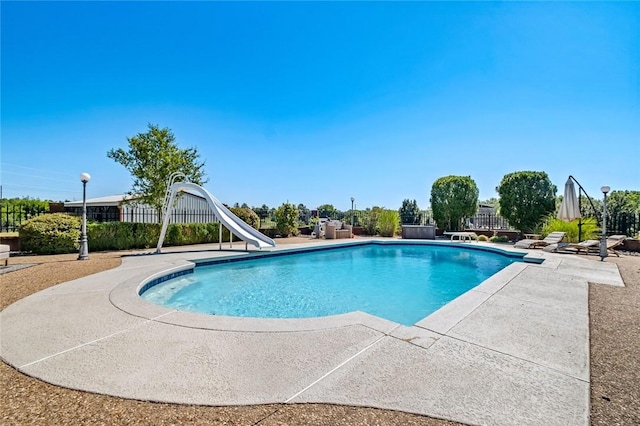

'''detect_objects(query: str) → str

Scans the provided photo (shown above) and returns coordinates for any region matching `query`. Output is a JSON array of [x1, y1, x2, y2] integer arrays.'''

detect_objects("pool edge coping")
[[109, 239, 537, 333]]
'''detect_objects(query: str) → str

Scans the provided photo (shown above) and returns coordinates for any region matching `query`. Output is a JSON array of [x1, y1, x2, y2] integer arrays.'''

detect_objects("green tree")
[[297, 203, 310, 224], [1, 197, 50, 232], [607, 190, 640, 215], [274, 203, 299, 237], [377, 209, 400, 237], [107, 124, 207, 221], [252, 204, 270, 220], [430, 176, 479, 231], [317, 204, 337, 219], [399, 199, 420, 224], [496, 171, 557, 233]]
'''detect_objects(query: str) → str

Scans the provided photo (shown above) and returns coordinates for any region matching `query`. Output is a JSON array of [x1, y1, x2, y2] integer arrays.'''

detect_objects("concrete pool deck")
[[0, 239, 624, 426]]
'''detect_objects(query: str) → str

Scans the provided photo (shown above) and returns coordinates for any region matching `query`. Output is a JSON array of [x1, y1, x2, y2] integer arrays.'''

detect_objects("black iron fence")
[[3, 204, 638, 238], [65, 207, 219, 224], [607, 212, 639, 238], [1, 205, 48, 232]]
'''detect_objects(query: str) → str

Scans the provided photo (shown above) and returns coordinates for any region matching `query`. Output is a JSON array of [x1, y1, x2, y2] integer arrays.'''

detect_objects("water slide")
[[156, 181, 276, 253]]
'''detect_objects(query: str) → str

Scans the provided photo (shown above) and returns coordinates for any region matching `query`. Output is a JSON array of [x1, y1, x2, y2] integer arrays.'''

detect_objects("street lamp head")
[[351, 197, 355, 203], [79, 172, 91, 183], [600, 185, 610, 195]]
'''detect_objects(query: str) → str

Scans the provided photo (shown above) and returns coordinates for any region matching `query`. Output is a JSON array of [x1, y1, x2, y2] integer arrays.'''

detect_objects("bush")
[[377, 210, 400, 237], [274, 203, 299, 237], [489, 235, 510, 243], [496, 171, 556, 233], [88, 222, 160, 251], [361, 207, 383, 235], [541, 216, 598, 243], [88, 222, 223, 251], [431, 175, 479, 231], [477, 234, 489, 242], [19, 213, 81, 254], [20, 217, 230, 254], [230, 207, 260, 230]]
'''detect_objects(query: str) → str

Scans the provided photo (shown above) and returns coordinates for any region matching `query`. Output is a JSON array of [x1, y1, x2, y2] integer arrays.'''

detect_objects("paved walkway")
[[0, 240, 624, 426]]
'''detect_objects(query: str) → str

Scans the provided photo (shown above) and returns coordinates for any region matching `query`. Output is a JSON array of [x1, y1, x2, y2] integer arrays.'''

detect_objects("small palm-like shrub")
[[20, 213, 81, 254], [377, 210, 400, 237], [541, 216, 598, 243]]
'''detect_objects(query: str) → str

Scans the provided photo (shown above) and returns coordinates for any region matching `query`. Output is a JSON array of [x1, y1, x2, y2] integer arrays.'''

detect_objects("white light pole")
[[78, 172, 91, 260], [599, 185, 610, 261], [350, 197, 355, 227]]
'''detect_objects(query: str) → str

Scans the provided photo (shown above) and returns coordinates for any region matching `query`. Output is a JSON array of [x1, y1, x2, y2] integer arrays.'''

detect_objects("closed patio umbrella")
[[558, 177, 581, 222]]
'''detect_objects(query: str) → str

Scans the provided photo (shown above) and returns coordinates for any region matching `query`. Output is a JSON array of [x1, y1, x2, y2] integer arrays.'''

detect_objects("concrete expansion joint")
[[284, 331, 393, 403], [445, 335, 590, 383], [18, 314, 171, 370]]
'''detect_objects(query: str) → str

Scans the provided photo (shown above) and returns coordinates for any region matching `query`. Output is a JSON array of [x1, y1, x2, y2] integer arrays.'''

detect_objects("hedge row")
[[19, 214, 237, 254]]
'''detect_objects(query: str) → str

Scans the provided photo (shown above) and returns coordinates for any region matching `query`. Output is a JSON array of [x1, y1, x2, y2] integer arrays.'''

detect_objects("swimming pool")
[[141, 243, 524, 326]]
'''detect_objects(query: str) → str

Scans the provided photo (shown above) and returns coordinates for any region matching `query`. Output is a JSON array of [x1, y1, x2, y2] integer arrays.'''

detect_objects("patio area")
[[0, 239, 633, 425]]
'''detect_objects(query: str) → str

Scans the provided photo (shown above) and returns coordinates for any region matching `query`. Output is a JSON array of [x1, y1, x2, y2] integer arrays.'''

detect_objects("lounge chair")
[[547, 235, 627, 256], [514, 231, 566, 249]]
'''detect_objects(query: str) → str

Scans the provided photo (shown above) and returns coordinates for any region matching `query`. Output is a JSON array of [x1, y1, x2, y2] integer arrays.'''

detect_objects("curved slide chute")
[[156, 182, 275, 253]]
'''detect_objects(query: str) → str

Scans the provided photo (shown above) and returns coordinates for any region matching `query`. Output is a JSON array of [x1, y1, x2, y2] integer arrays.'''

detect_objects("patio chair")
[[550, 235, 627, 257], [514, 231, 566, 249]]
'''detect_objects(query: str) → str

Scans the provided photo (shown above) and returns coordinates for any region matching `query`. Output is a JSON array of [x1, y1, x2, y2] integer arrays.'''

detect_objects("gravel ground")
[[1, 240, 638, 425], [589, 255, 640, 425]]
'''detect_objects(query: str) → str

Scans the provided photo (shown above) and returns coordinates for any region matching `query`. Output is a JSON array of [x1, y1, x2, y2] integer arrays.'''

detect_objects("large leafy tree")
[[430, 176, 479, 231], [252, 204, 270, 220], [496, 171, 556, 233], [607, 190, 640, 215], [317, 204, 338, 219], [297, 203, 310, 224], [107, 124, 207, 219], [399, 199, 420, 224]]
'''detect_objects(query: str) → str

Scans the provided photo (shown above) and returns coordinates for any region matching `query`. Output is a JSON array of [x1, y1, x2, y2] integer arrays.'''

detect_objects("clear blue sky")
[[2, 1, 638, 211]]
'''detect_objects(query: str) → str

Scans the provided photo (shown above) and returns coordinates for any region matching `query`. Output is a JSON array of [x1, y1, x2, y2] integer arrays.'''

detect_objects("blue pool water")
[[141, 244, 521, 326]]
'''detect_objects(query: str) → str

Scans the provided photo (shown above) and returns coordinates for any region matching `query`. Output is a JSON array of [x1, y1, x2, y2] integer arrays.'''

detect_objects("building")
[[64, 191, 217, 224]]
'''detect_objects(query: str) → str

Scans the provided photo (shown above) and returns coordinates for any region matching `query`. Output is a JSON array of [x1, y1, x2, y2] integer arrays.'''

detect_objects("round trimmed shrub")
[[230, 207, 260, 230], [19, 213, 81, 254]]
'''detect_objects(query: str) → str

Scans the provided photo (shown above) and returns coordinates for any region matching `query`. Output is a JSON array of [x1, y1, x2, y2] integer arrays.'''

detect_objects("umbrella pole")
[[578, 187, 583, 242]]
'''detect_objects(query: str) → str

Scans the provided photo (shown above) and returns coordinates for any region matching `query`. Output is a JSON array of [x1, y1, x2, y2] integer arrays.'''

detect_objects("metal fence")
[[323, 211, 511, 230], [3, 204, 638, 237], [1, 205, 48, 232], [607, 212, 639, 237], [466, 213, 513, 230]]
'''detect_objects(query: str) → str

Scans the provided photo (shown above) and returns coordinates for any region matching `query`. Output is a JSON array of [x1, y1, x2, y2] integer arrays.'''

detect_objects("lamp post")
[[78, 172, 91, 260], [599, 185, 610, 261], [350, 197, 355, 227]]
